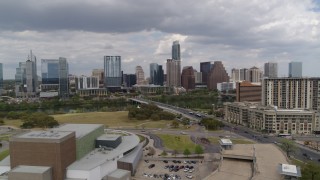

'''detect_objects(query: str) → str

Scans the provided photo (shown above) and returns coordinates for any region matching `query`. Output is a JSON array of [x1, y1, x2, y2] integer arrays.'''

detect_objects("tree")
[[161, 150, 167, 156], [183, 148, 191, 157], [171, 120, 179, 128], [148, 147, 156, 157], [280, 138, 296, 157], [194, 145, 204, 157], [302, 162, 320, 180], [172, 149, 178, 157]]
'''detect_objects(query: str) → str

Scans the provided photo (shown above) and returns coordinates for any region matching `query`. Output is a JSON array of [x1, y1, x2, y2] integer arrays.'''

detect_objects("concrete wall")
[[76, 126, 104, 160], [8, 169, 52, 180]]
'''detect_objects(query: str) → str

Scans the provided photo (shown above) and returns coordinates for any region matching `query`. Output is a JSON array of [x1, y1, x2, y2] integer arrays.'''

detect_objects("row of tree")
[[128, 103, 176, 120], [200, 117, 224, 130], [20, 112, 59, 129]]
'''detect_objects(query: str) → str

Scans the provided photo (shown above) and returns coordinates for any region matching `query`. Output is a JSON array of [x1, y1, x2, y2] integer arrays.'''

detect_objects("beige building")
[[247, 66, 262, 83], [166, 59, 181, 87], [262, 77, 320, 111], [224, 102, 319, 134], [135, 66, 145, 85]]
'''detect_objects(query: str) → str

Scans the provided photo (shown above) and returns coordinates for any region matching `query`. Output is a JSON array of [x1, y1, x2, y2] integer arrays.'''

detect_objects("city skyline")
[[0, 0, 320, 79]]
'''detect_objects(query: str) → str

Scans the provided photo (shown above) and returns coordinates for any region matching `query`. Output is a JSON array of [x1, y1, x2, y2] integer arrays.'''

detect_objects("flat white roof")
[[96, 134, 120, 141], [67, 132, 139, 171], [54, 124, 103, 139], [220, 139, 233, 145], [282, 164, 297, 174], [108, 169, 130, 178], [17, 131, 73, 140], [11, 165, 51, 174]]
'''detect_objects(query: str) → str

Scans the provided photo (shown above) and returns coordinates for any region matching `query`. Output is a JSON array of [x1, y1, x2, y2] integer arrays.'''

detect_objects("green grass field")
[[0, 149, 9, 161], [156, 134, 196, 152], [4, 111, 172, 129]]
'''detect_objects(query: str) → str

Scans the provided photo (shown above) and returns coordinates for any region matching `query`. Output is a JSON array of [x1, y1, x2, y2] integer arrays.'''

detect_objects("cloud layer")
[[0, 0, 319, 79]]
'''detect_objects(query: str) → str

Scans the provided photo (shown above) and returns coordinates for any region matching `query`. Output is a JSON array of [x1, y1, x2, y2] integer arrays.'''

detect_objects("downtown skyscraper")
[[104, 56, 122, 90], [289, 61, 302, 77], [264, 62, 278, 78], [41, 58, 69, 98], [150, 63, 164, 86], [166, 41, 181, 87], [15, 51, 38, 97]]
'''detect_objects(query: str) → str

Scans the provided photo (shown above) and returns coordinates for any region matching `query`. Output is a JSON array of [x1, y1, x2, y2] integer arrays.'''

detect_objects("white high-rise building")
[[135, 66, 145, 85], [166, 59, 181, 87]]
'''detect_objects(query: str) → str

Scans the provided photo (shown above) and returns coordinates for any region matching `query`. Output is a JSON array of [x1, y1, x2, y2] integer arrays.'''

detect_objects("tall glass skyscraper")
[[104, 56, 122, 88], [0, 63, 3, 95], [264, 62, 278, 78], [289, 62, 302, 77], [150, 63, 164, 86], [172, 41, 180, 60], [41, 58, 69, 98], [200, 62, 211, 85]]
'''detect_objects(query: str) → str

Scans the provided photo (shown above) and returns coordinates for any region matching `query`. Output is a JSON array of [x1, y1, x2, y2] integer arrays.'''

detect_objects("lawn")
[[155, 134, 196, 153], [0, 149, 9, 161], [208, 137, 255, 144], [5, 111, 172, 129]]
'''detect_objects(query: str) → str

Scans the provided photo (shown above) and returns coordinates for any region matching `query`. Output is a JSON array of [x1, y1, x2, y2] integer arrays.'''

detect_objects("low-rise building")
[[224, 102, 318, 134]]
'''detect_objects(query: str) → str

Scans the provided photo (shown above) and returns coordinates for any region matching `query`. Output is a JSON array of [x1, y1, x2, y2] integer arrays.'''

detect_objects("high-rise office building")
[[0, 63, 3, 95], [200, 62, 211, 85], [207, 61, 229, 90], [181, 66, 195, 91], [193, 70, 202, 84], [15, 51, 38, 97], [289, 61, 302, 77], [150, 63, 164, 86], [262, 77, 320, 110], [135, 66, 145, 85], [240, 68, 248, 81], [166, 59, 181, 87], [41, 58, 69, 98], [59, 57, 69, 98], [75, 75, 99, 89], [123, 74, 136, 87], [104, 56, 122, 89], [247, 66, 262, 83], [231, 68, 240, 82], [92, 69, 104, 88], [172, 41, 180, 60], [264, 62, 278, 78]]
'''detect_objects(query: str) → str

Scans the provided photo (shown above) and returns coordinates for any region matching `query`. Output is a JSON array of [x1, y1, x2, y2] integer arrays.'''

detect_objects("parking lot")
[[135, 159, 202, 180]]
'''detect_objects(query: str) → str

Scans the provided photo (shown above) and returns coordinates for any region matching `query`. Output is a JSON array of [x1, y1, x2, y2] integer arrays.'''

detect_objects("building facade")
[[262, 77, 320, 111], [264, 62, 278, 78], [289, 62, 302, 78], [240, 68, 248, 81], [149, 63, 164, 86], [247, 66, 262, 83], [135, 66, 145, 85], [224, 102, 317, 134], [200, 62, 211, 85], [76, 76, 99, 89], [9, 131, 76, 180], [236, 81, 261, 102], [123, 74, 136, 88], [92, 69, 104, 88], [207, 61, 229, 90], [193, 70, 202, 84], [181, 66, 195, 91], [217, 82, 236, 92], [15, 51, 38, 97], [104, 56, 122, 88], [166, 59, 181, 87], [231, 68, 240, 82], [172, 41, 180, 60]]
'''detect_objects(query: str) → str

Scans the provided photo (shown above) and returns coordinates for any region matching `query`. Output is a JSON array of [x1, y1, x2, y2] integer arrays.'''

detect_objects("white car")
[[186, 175, 193, 179]]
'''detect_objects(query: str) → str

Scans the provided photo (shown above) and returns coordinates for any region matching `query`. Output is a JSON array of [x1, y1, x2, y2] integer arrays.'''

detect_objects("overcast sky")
[[0, 0, 320, 79]]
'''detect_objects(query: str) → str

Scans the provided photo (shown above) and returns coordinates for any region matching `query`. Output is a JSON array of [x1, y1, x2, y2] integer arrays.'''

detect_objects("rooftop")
[[10, 165, 51, 174], [10, 131, 75, 143], [107, 169, 130, 178], [53, 124, 103, 139], [278, 164, 301, 177], [67, 131, 139, 171], [96, 134, 120, 141], [219, 139, 233, 145]]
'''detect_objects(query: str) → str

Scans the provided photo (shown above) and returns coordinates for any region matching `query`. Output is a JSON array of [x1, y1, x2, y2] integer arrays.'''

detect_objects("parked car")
[[148, 164, 155, 169]]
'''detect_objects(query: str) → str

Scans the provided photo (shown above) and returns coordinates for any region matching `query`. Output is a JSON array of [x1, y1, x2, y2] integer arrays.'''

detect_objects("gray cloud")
[[0, 0, 320, 79]]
